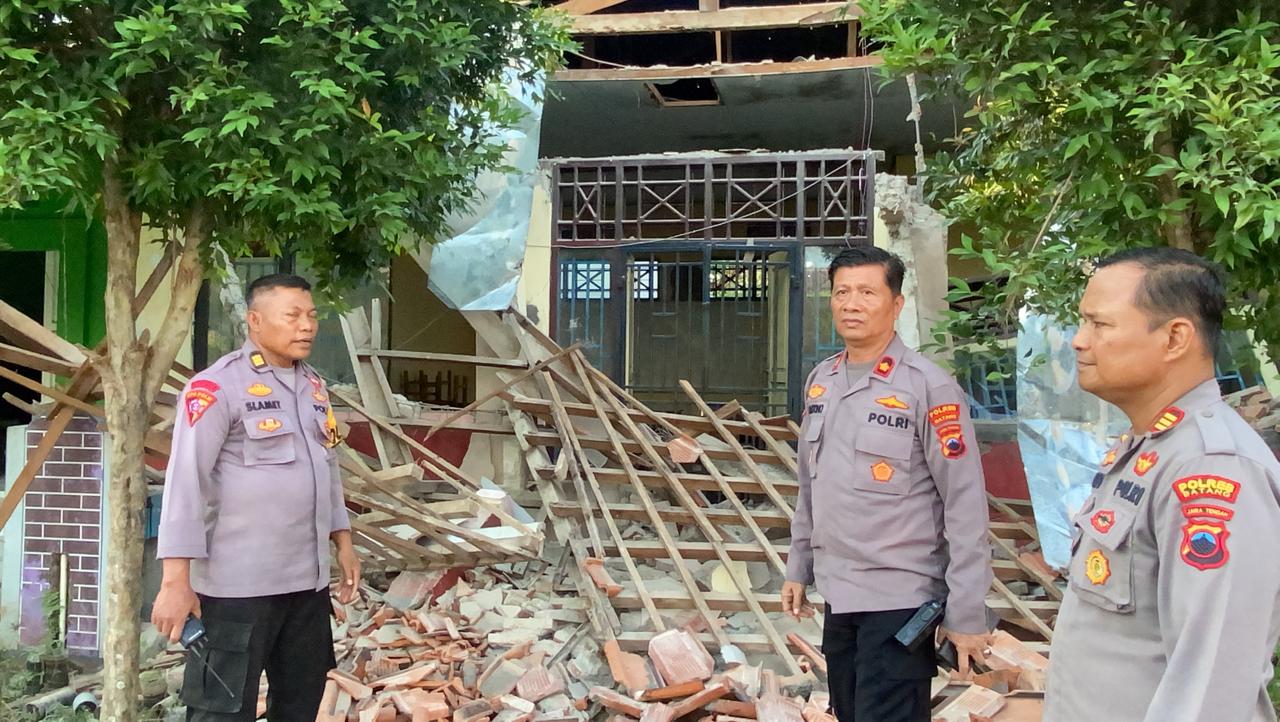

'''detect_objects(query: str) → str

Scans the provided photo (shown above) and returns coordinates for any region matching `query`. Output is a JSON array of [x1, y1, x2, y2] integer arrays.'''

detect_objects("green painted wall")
[[0, 200, 108, 347]]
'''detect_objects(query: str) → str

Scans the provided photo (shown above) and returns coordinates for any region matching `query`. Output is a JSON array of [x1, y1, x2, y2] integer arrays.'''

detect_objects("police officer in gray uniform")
[[782, 247, 993, 722], [152, 274, 361, 721], [1046, 248, 1280, 722]]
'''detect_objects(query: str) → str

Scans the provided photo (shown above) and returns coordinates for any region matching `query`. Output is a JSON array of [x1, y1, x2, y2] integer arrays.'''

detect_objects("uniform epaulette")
[[1195, 403, 1239, 456]]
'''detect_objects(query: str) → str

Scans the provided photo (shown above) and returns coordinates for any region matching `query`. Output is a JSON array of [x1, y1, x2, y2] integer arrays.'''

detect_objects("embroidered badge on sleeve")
[[184, 379, 220, 427]]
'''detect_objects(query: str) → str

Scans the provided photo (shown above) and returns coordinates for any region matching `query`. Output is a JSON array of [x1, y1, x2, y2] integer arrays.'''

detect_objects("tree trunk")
[[98, 157, 146, 722], [96, 157, 206, 722], [99, 375, 148, 722]]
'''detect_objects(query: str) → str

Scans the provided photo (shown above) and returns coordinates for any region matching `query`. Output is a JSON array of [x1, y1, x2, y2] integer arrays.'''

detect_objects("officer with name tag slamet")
[[151, 274, 360, 721]]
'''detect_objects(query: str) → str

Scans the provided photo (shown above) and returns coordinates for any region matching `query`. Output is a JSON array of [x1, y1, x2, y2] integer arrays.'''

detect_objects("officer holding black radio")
[[783, 247, 993, 722], [152, 274, 360, 721]]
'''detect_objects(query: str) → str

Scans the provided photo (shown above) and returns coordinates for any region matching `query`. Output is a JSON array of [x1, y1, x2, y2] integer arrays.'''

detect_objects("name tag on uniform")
[[866, 410, 910, 430]]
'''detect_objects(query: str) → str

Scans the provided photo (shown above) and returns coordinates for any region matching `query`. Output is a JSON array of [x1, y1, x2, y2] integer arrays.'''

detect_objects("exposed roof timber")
[[554, 54, 882, 82], [558, 0, 630, 14], [569, 2, 858, 34]]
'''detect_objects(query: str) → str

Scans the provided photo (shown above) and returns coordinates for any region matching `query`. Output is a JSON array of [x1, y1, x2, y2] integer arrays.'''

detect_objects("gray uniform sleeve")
[[1144, 457, 1280, 721], [329, 451, 350, 533], [786, 370, 818, 586], [921, 381, 992, 634], [156, 377, 231, 559]]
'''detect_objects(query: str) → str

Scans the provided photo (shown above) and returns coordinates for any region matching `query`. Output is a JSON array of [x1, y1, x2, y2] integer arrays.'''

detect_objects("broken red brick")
[[589, 686, 647, 718], [582, 557, 623, 598], [669, 680, 731, 718], [708, 700, 757, 718], [604, 640, 652, 695], [453, 698, 495, 722], [647, 629, 714, 686], [515, 664, 565, 703], [638, 679, 704, 703], [637, 702, 675, 722]]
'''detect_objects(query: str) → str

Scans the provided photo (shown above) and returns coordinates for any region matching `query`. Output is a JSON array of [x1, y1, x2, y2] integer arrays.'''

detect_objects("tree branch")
[[1154, 132, 1195, 251], [143, 202, 207, 406]]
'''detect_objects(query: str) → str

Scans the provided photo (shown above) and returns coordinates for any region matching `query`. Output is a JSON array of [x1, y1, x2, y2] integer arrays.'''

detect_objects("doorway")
[[0, 251, 48, 464]]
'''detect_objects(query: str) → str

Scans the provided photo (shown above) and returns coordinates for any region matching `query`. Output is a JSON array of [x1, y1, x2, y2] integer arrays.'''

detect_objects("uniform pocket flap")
[[242, 416, 290, 439], [854, 427, 913, 460], [203, 620, 253, 651], [1079, 505, 1137, 551]]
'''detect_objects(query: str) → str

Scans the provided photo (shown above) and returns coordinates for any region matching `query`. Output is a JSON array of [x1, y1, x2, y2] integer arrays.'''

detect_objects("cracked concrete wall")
[[872, 173, 949, 357]]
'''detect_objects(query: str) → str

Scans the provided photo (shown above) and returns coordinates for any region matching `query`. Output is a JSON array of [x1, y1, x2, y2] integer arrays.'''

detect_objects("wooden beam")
[[602, 539, 789, 563], [0, 299, 86, 365], [582, 467, 800, 496], [549, 500, 791, 530], [554, 55, 882, 82], [0, 366, 102, 419], [0, 342, 80, 376], [571, 3, 854, 35], [522, 429, 782, 467], [355, 349, 528, 370], [506, 393, 797, 442], [422, 343, 578, 441], [558, 0, 631, 15], [0, 370, 99, 528]]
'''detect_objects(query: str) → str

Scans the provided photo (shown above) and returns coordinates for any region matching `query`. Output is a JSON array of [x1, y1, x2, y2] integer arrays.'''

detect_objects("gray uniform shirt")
[[156, 341, 351, 598], [1046, 379, 1280, 722], [786, 335, 993, 633]]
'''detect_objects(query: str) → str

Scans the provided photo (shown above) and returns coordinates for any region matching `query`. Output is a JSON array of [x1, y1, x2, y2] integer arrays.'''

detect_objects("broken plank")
[[570, 3, 852, 35], [506, 394, 797, 442], [422, 343, 579, 441], [356, 349, 528, 369], [0, 341, 80, 376], [548, 500, 791, 530]]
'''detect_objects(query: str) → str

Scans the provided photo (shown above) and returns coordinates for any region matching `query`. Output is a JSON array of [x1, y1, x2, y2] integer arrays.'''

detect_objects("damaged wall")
[[872, 173, 949, 355]]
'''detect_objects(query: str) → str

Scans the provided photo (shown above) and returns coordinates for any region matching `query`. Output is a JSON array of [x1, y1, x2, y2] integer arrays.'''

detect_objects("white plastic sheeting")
[[1016, 311, 1128, 570], [419, 73, 545, 310]]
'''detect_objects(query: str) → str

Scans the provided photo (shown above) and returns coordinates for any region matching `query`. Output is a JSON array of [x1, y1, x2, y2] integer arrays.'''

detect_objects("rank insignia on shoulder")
[[873, 356, 894, 378], [928, 404, 960, 427], [1150, 407, 1185, 433], [1173, 474, 1240, 504], [324, 405, 342, 448], [257, 418, 283, 433], [247, 383, 273, 397], [249, 352, 268, 370], [936, 423, 967, 459], [1085, 549, 1111, 585], [808, 384, 827, 399], [1180, 520, 1229, 570], [1090, 509, 1115, 534], [870, 460, 895, 482], [184, 379, 220, 427], [1134, 451, 1158, 476], [876, 396, 910, 410]]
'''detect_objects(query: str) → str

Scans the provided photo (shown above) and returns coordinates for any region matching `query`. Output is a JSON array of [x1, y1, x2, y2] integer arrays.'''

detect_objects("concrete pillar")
[[872, 173, 949, 356]]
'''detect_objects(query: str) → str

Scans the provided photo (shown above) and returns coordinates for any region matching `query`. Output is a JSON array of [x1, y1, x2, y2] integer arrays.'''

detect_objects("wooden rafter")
[[557, 0, 631, 15], [555, 55, 883, 82], [569, 3, 856, 35]]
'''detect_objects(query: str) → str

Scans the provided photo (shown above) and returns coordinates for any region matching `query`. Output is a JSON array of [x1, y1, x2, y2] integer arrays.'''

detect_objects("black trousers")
[[822, 604, 935, 722], [183, 589, 335, 722]]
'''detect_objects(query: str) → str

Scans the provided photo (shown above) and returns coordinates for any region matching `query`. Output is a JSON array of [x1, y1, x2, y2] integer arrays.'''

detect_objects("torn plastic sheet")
[[422, 72, 545, 311], [1016, 311, 1128, 570]]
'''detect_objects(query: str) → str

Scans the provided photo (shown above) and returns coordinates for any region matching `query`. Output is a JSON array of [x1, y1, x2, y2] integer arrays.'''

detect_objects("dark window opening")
[[726, 24, 850, 63], [647, 77, 721, 106], [567, 31, 717, 69]]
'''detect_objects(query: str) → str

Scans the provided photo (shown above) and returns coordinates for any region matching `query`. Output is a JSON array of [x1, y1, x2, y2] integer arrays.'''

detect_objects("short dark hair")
[[245, 273, 312, 307], [828, 246, 906, 296], [1095, 247, 1225, 356]]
